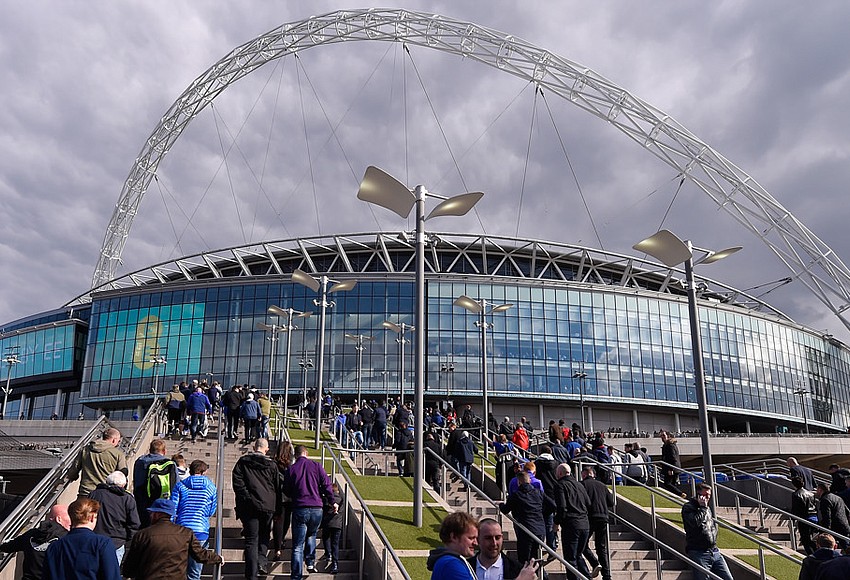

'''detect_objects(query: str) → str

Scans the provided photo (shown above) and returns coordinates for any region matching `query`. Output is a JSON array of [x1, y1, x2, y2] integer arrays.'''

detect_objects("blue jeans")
[[190, 413, 206, 440], [291, 507, 323, 580], [687, 548, 734, 580], [187, 536, 208, 580]]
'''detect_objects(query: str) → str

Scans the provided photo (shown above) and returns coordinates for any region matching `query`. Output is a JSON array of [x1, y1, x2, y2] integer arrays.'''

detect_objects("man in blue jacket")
[[186, 386, 213, 443], [44, 498, 121, 580], [427, 511, 478, 579], [240, 393, 262, 444]]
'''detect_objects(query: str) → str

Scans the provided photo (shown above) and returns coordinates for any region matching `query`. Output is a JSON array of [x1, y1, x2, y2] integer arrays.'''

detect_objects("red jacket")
[[512, 427, 529, 450]]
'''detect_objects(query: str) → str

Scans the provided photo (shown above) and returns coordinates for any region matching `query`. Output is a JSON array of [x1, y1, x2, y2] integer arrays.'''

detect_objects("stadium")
[[3, 9, 850, 437]]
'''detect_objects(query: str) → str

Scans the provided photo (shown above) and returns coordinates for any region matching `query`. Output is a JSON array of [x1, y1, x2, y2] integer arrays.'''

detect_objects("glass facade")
[[77, 278, 850, 431]]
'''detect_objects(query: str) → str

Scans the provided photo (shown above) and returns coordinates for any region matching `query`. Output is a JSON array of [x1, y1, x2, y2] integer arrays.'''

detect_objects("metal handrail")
[[577, 456, 804, 578], [125, 399, 165, 458], [212, 403, 226, 580], [0, 416, 110, 572], [424, 446, 589, 580], [322, 442, 411, 580]]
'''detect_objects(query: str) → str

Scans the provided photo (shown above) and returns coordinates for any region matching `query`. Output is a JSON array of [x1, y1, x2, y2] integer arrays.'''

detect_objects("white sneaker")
[[591, 564, 602, 578]]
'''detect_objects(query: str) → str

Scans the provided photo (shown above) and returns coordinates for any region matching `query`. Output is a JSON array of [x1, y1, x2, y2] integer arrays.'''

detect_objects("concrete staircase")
[[167, 420, 360, 579], [715, 505, 794, 549]]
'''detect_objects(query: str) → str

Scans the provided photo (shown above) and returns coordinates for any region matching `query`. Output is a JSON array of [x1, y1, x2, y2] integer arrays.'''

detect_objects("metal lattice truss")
[[92, 8, 850, 331], [73, 231, 789, 321]]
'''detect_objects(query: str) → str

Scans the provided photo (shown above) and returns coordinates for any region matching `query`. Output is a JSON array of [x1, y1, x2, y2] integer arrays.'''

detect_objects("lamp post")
[[2, 346, 21, 420], [292, 268, 357, 449], [299, 353, 314, 414], [794, 386, 810, 435], [453, 296, 513, 459], [572, 370, 588, 431], [268, 306, 312, 418], [634, 229, 741, 498], [381, 321, 414, 404], [149, 347, 167, 401], [256, 322, 283, 401], [441, 355, 455, 402], [345, 334, 373, 405], [358, 165, 483, 527]]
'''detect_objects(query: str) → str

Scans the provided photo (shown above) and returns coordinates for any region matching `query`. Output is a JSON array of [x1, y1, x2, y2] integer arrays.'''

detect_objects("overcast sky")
[[2, 1, 850, 341]]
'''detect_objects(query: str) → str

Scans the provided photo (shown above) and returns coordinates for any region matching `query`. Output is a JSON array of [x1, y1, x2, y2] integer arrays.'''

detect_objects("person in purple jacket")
[[283, 445, 336, 580]]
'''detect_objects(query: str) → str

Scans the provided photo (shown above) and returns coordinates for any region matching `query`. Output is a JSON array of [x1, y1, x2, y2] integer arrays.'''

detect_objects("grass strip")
[[400, 557, 431, 580], [738, 554, 801, 580], [369, 504, 447, 551]]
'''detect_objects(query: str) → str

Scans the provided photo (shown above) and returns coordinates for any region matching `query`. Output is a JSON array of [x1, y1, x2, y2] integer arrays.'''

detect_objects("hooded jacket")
[[500, 482, 554, 538], [0, 519, 67, 580], [172, 475, 217, 539], [121, 518, 222, 580], [534, 453, 559, 498], [681, 497, 717, 551], [426, 546, 476, 579], [89, 483, 140, 548], [78, 439, 127, 496], [232, 452, 279, 517]]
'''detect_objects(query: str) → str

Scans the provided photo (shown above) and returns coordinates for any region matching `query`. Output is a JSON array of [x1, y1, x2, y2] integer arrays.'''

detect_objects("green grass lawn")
[[400, 557, 430, 580], [738, 554, 801, 580], [368, 504, 447, 551], [614, 486, 682, 509], [347, 474, 439, 502]]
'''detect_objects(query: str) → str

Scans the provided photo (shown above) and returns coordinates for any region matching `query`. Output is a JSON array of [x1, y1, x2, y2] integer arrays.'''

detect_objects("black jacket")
[[582, 477, 613, 522], [681, 498, 717, 551], [232, 452, 280, 517], [358, 406, 374, 425], [222, 388, 244, 412], [819, 491, 850, 537], [798, 547, 842, 580], [322, 490, 344, 530], [424, 439, 443, 469], [88, 483, 140, 548], [500, 483, 554, 538], [661, 438, 681, 468], [553, 475, 590, 530], [0, 520, 67, 580], [534, 453, 559, 499]]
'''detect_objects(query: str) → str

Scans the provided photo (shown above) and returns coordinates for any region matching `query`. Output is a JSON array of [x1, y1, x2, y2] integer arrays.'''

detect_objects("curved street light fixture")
[[2, 347, 21, 420], [267, 306, 313, 418], [634, 229, 741, 508], [345, 333, 374, 405], [453, 295, 513, 459], [381, 321, 415, 405], [358, 165, 483, 527], [291, 268, 357, 449]]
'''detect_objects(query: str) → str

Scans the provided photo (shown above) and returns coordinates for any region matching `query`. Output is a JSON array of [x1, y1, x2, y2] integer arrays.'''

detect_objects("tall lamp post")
[[257, 322, 283, 401], [381, 321, 414, 404], [299, 353, 314, 413], [345, 334, 374, 405], [358, 165, 483, 527], [268, 306, 312, 417], [453, 296, 513, 459], [2, 346, 21, 420], [149, 347, 167, 401], [794, 386, 810, 435], [572, 370, 588, 431], [441, 355, 455, 402], [292, 268, 357, 449], [634, 229, 741, 497]]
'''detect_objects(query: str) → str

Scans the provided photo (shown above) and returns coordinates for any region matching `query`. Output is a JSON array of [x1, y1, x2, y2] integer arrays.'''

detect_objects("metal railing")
[[321, 442, 411, 580], [578, 456, 804, 579], [424, 446, 588, 580], [0, 416, 110, 574]]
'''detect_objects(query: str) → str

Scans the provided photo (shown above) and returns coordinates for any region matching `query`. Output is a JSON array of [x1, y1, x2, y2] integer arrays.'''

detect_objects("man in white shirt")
[[469, 518, 538, 580]]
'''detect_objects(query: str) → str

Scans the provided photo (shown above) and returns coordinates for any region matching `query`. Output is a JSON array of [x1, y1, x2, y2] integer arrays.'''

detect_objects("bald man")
[[0, 504, 71, 580]]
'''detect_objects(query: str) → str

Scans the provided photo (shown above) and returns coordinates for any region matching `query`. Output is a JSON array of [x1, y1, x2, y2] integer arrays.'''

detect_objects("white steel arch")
[[93, 8, 850, 331]]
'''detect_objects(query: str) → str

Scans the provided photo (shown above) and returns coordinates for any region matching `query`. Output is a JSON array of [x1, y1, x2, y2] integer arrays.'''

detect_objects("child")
[[172, 453, 190, 482], [321, 482, 343, 574]]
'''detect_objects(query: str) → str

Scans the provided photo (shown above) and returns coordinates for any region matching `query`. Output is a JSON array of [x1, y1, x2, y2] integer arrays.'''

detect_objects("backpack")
[[146, 459, 177, 500]]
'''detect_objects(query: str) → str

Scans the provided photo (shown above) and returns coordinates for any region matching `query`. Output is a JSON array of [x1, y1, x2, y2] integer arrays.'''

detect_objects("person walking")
[[682, 483, 734, 580], [240, 393, 262, 444], [816, 482, 850, 551], [163, 385, 186, 437], [171, 459, 218, 580], [791, 476, 819, 555], [76, 428, 127, 498], [553, 462, 591, 580], [581, 465, 614, 580], [283, 445, 337, 580], [233, 438, 280, 579], [132, 439, 171, 528], [88, 471, 140, 562], [222, 384, 244, 439], [0, 504, 70, 580], [394, 420, 414, 477], [659, 430, 683, 497], [499, 470, 554, 564], [121, 498, 222, 579], [271, 439, 294, 562], [186, 385, 212, 443], [320, 482, 343, 574], [44, 498, 122, 580], [452, 430, 476, 483]]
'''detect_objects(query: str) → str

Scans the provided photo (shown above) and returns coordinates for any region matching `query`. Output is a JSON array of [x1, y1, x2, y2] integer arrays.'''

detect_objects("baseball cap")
[[148, 498, 176, 516]]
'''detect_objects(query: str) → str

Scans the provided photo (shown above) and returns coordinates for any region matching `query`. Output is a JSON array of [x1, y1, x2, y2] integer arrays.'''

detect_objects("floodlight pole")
[[314, 276, 331, 450], [2, 347, 21, 420], [683, 244, 715, 502], [346, 334, 372, 404], [794, 386, 810, 435], [269, 306, 310, 418], [413, 185, 426, 528]]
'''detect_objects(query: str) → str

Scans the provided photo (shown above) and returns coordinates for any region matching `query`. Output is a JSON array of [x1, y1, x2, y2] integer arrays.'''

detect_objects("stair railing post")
[[651, 493, 661, 580], [734, 493, 742, 525], [755, 480, 765, 529], [382, 547, 388, 580], [440, 463, 447, 500], [359, 507, 366, 579], [342, 481, 349, 550], [789, 518, 798, 552], [758, 545, 766, 580]]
